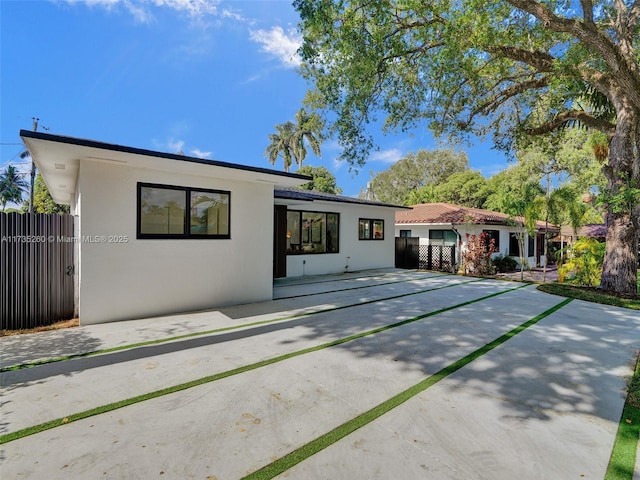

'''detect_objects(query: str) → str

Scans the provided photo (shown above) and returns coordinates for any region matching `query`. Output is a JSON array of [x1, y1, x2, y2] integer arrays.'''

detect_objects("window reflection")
[[190, 191, 229, 235], [140, 187, 186, 235], [287, 210, 339, 254]]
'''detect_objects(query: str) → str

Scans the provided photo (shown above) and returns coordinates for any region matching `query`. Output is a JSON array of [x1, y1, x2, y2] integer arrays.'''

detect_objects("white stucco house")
[[395, 202, 557, 269], [21, 130, 404, 325]]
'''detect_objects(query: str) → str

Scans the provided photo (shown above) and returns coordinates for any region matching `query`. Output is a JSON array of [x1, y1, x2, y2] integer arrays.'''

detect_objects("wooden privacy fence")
[[1, 212, 75, 330], [395, 237, 419, 269]]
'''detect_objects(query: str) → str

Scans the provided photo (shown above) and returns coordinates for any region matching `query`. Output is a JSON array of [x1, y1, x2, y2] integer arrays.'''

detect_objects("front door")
[[273, 205, 287, 278]]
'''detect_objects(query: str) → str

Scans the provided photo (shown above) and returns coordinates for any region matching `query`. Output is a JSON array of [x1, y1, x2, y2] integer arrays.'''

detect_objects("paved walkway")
[[496, 265, 559, 282], [1, 269, 638, 479]]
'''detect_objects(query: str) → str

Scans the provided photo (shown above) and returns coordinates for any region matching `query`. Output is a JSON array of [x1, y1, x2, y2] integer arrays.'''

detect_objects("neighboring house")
[[395, 202, 557, 269], [21, 130, 405, 325], [554, 224, 607, 248]]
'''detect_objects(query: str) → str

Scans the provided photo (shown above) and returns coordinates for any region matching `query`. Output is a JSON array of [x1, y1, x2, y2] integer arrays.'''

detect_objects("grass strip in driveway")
[[605, 352, 640, 480], [0, 276, 477, 372], [242, 297, 574, 480], [273, 270, 428, 288], [274, 273, 443, 300], [0, 282, 527, 445]]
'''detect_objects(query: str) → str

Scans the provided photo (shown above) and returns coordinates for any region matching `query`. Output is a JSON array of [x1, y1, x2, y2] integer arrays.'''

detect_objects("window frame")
[[508, 232, 520, 257], [137, 182, 231, 240], [286, 209, 340, 255], [482, 229, 500, 251], [399, 229, 412, 238], [429, 229, 457, 246], [359, 218, 385, 240], [527, 235, 535, 257]]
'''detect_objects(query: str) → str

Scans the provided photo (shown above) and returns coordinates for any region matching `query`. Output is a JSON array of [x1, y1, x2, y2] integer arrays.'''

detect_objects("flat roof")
[[275, 188, 410, 209], [20, 130, 311, 204], [21, 130, 311, 180]]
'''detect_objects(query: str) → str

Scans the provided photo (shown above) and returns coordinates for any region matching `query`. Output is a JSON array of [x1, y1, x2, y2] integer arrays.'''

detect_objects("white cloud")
[[167, 138, 185, 153], [63, 0, 225, 24], [249, 26, 302, 68], [370, 148, 403, 164], [190, 148, 212, 158]]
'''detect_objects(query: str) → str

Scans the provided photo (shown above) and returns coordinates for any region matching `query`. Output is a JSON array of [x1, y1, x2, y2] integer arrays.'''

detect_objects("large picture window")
[[138, 183, 230, 239], [286, 210, 339, 254], [359, 218, 384, 240]]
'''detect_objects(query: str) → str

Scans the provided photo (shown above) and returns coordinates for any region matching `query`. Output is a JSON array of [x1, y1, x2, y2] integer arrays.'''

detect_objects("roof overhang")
[[20, 130, 310, 205], [274, 188, 410, 210]]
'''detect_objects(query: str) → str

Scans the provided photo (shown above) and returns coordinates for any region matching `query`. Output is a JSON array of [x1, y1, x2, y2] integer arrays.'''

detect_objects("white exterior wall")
[[76, 161, 274, 324], [395, 224, 544, 268], [285, 203, 396, 277]]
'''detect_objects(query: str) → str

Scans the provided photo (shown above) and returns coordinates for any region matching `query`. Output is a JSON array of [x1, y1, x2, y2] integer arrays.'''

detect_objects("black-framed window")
[[509, 233, 520, 256], [528, 235, 535, 257], [359, 218, 384, 240], [429, 229, 457, 246], [483, 229, 500, 251], [137, 183, 230, 239], [399, 229, 412, 238], [286, 210, 339, 254]]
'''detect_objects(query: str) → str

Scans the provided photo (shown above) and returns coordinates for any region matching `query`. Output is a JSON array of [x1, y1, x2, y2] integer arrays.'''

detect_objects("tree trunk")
[[599, 105, 639, 298]]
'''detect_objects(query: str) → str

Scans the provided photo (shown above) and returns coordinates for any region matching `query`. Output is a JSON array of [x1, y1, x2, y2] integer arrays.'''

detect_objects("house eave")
[[21, 130, 311, 205]]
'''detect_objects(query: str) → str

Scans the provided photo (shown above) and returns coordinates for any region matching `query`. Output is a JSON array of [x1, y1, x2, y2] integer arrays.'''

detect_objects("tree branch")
[[525, 110, 616, 136], [580, 0, 594, 25], [459, 76, 550, 129], [627, 0, 640, 35], [505, 0, 640, 98], [487, 45, 554, 72]]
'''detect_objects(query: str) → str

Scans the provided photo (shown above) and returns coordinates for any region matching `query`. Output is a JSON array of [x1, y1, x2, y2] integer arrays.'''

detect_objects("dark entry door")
[[273, 205, 287, 278]]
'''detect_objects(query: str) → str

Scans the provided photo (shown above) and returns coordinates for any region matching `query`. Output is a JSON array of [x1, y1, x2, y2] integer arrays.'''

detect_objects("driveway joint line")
[[274, 273, 445, 300]]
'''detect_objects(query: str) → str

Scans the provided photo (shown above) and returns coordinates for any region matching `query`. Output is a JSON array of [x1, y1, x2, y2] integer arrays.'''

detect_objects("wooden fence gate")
[[1, 212, 75, 330], [395, 237, 457, 272], [395, 237, 419, 269]]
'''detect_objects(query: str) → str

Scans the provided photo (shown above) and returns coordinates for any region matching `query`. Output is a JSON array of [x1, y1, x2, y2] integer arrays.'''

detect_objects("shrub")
[[492, 254, 518, 273], [462, 232, 497, 276], [558, 238, 606, 287]]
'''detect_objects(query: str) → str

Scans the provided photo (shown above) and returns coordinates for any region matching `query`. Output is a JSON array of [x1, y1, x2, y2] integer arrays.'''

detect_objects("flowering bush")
[[462, 232, 497, 276]]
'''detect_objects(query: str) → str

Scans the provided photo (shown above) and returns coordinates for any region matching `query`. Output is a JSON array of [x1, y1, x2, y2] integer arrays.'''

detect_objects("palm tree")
[[264, 121, 295, 172], [290, 108, 324, 170], [0, 165, 28, 211]]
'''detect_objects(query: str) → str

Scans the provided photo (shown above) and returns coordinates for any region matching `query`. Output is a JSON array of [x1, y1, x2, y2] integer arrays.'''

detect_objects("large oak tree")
[[295, 0, 639, 296]]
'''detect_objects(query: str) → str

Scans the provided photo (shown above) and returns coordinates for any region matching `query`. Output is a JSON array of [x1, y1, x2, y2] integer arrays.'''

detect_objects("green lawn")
[[537, 271, 640, 311]]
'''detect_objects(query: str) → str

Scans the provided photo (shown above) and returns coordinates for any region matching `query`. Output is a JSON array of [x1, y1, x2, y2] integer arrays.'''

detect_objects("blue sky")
[[1, 0, 510, 203]]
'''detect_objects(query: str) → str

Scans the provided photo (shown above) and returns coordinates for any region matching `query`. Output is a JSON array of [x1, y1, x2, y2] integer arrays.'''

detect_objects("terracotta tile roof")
[[395, 202, 554, 231]]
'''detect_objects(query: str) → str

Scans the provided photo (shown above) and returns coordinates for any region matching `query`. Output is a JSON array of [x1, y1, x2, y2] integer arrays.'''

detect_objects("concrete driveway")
[[1, 269, 639, 479]]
